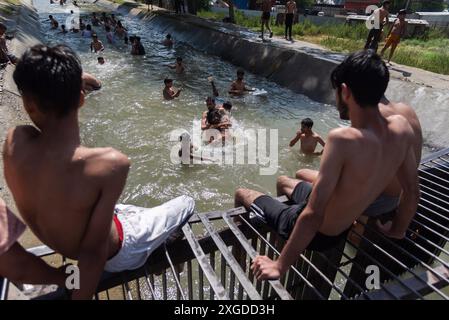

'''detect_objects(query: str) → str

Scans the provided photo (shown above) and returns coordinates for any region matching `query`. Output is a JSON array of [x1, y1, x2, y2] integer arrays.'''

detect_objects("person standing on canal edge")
[[285, 0, 297, 41], [260, 0, 274, 40], [364, 0, 390, 52]]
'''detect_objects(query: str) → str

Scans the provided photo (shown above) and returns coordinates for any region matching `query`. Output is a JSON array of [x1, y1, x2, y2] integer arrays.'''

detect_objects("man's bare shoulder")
[[386, 114, 415, 139], [327, 127, 361, 142], [80, 147, 130, 178], [3, 126, 40, 156]]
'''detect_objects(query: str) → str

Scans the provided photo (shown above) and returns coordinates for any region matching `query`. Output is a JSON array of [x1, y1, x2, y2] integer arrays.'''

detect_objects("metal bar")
[[349, 229, 449, 300], [419, 183, 449, 202], [421, 163, 449, 177], [143, 264, 158, 300], [359, 222, 449, 286], [124, 281, 133, 300], [162, 270, 167, 300], [313, 251, 373, 300], [187, 260, 193, 300], [418, 175, 449, 193], [199, 261, 204, 300], [164, 245, 186, 300], [221, 212, 293, 300], [345, 239, 425, 299], [419, 167, 449, 185], [420, 188, 449, 207], [415, 211, 449, 234], [220, 254, 226, 290], [210, 251, 215, 300], [239, 216, 325, 300], [198, 214, 262, 300], [181, 223, 228, 300], [411, 216, 449, 244], [262, 232, 276, 299], [430, 160, 449, 172], [338, 249, 399, 300], [357, 265, 449, 300]]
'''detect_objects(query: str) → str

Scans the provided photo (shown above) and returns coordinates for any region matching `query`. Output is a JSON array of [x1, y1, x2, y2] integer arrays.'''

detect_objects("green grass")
[[198, 10, 449, 75]]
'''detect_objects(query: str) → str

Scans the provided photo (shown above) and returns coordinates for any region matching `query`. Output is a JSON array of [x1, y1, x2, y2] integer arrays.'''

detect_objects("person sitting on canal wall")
[[0, 197, 66, 289], [229, 69, 254, 96], [167, 57, 185, 74], [236, 50, 419, 280], [289, 118, 325, 155], [0, 23, 17, 66], [163, 34, 174, 47], [163, 78, 181, 100], [90, 34, 104, 53], [4, 44, 195, 299]]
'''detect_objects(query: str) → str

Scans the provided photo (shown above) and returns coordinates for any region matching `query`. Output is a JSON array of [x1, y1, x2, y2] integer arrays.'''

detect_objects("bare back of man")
[[3, 126, 128, 260]]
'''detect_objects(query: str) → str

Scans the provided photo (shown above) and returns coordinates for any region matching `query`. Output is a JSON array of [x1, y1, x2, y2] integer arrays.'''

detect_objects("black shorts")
[[262, 12, 271, 21], [285, 13, 294, 26], [250, 181, 348, 251]]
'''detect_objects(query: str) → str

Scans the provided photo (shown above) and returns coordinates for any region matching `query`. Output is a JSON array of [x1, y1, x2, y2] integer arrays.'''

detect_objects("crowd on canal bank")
[[0, 2, 424, 300]]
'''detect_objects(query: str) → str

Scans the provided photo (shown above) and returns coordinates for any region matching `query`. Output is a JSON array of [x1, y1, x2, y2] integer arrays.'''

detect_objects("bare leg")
[[295, 168, 318, 183], [380, 42, 390, 57], [234, 188, 265, 210], [276, 175, 301, 198], [388, 43, 398, 63]]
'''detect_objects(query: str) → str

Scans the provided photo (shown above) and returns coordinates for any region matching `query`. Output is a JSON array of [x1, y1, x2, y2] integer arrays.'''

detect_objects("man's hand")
[[251, 256, 281, 281], [376, 219, 405, 239]]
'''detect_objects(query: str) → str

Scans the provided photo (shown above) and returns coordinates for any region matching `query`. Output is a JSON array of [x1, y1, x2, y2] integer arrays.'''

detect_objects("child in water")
[[289, 118, 325, 155]]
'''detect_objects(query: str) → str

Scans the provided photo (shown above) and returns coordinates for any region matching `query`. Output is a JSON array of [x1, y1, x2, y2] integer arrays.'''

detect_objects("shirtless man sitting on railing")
[[234, 50, 420, 280], [3, 45, 195, 299]]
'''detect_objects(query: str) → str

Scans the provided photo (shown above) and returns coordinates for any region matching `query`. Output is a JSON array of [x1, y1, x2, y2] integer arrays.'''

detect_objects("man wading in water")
[[4, 45, 195, 299], [234, 51, 420, 280]]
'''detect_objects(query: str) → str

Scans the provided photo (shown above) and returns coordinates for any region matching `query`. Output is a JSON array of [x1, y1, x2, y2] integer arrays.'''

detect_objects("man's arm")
[[289, 131, 301, 147], [378, 144, 419, 239], [252, 131, 346, 280], [71, 152, 129, 300], [316, 135, 325, 148], [0, 243, 65, 286]]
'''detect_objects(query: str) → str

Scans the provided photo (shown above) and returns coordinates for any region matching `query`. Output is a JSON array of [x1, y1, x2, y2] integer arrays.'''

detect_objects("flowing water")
[[34, 0, 342, 215]]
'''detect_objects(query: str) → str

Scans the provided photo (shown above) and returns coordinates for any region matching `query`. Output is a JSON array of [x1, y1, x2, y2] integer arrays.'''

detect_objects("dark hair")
[[207, 109, 222, 125], [223, 101, 232, 111], [301, 118, 313, 128], [13, 45, 83, 118], [135, 36, 141, 42], [237, 69, 244, 76], [166, 34, 171, 39], [61, 24, 66, 28], [86, 24, 91, 30], [330, 50, 389, 107], [105, 25, 111, 32], [49, 15, 53, 19], [164, 78, 173, 85], [382, 0, 390, 6], [97, 56, 104, 61], [176, 57, 182, 61]]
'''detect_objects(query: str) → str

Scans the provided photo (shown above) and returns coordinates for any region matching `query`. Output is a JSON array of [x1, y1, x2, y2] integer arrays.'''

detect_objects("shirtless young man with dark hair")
[[234, 50, 419, 280], [4, 45, 195, 299]]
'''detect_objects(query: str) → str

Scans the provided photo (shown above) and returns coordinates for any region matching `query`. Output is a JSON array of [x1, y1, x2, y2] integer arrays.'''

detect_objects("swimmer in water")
[[105, 26, 115, 44], [59, 25, 68, 34], [229, 69, 254, 96], [97, 56, 105, 65], [91, 13, 100, 27], [90, 34, 104, 53], [49, 15, 59, 29], [163, 78, 181, 100], [289, 118, 325, 155], [163, 34, 174, 46], [82, 72, 102, 93], [168, 57, 185, 74]]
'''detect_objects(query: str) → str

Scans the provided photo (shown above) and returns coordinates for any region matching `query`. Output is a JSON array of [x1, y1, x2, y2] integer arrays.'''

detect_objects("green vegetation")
[[198, 10, 449, 75]]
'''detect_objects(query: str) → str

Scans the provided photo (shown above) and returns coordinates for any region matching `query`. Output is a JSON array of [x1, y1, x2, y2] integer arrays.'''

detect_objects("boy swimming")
[[90, 34, 104, 53], [163, 78, 181, 100], [289, 118, 325, 155], [168, 57, 185, 74]]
